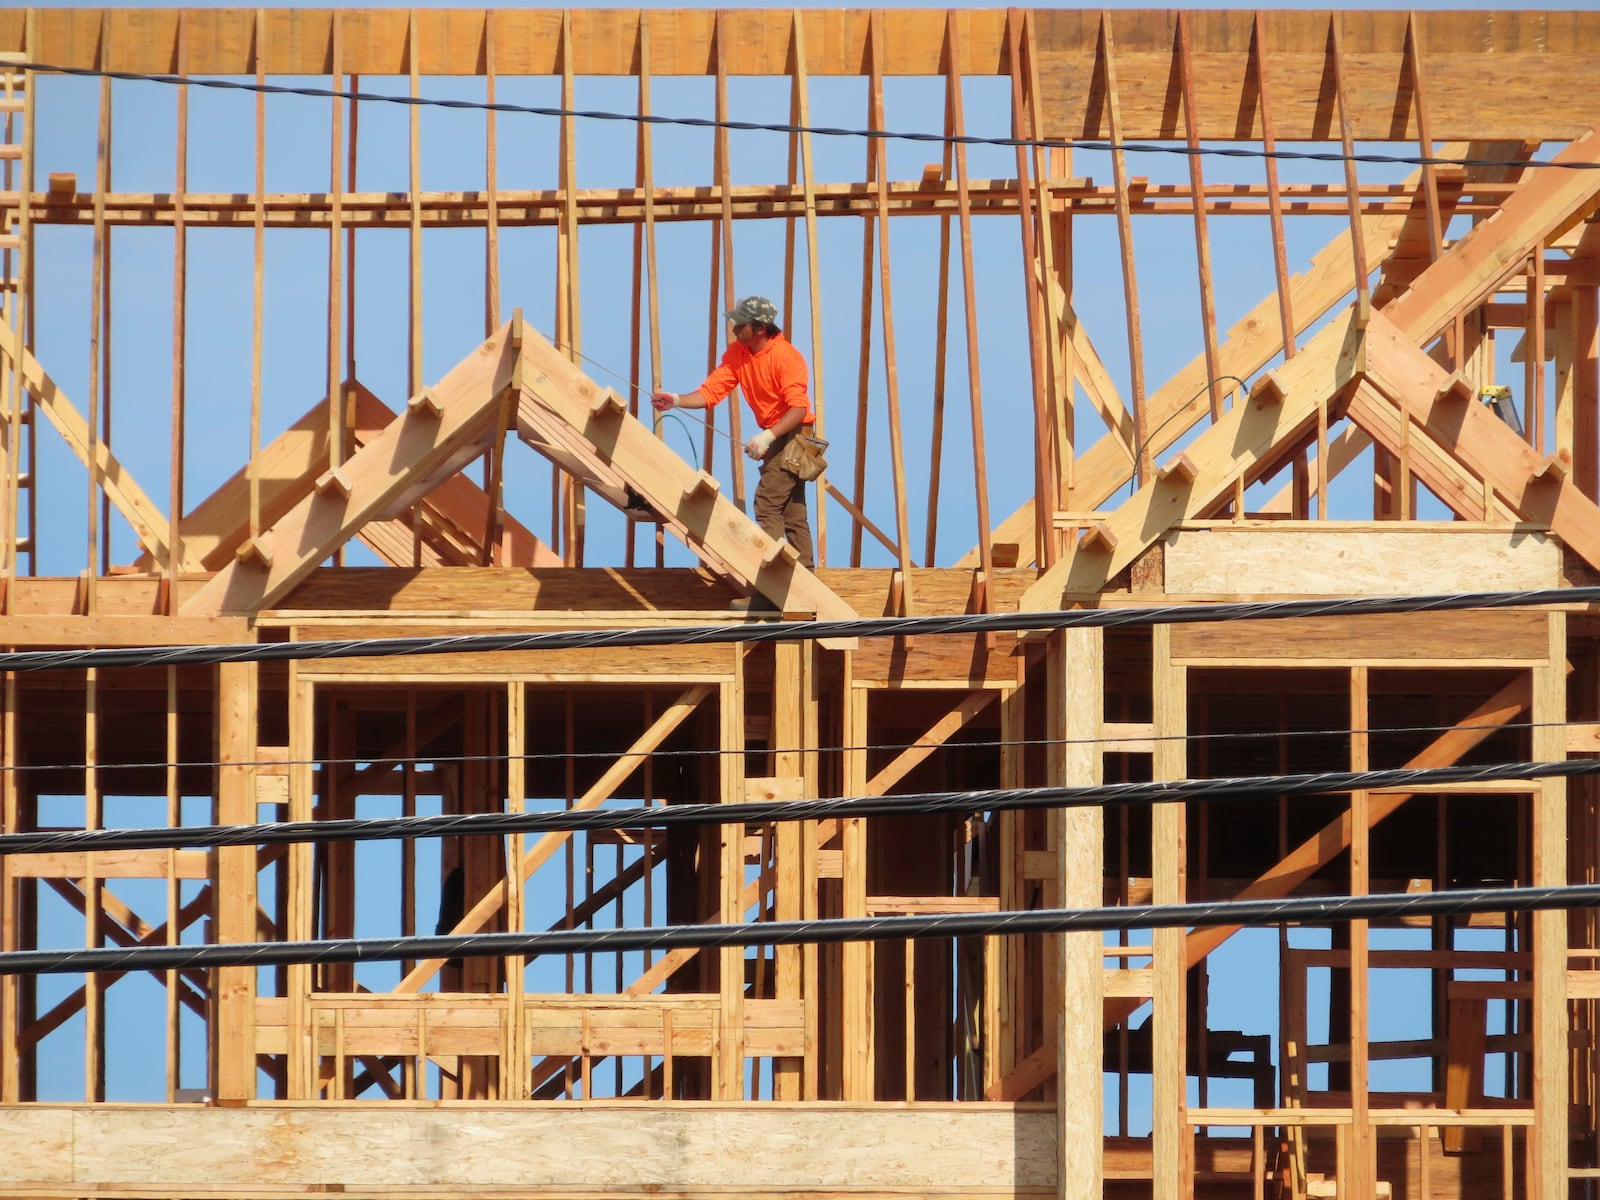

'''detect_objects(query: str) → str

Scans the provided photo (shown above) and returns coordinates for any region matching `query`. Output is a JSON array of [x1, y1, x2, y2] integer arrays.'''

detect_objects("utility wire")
[[17, 60, 1600, 175], [3, 757, 1589, 859], [2, 584, 1595, 674], [4, 881, 1597, 977]]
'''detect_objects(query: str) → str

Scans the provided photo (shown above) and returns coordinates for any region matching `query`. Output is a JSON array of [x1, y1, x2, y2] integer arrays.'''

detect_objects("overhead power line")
[[1, 757, 1583, 859], [18, 60, 1600, 174], [3, 881, 1597, 978], [1, 584, 1595, 674]]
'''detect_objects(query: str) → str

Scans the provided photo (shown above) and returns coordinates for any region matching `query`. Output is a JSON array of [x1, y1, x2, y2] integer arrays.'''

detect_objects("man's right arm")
[[653, 352, 739, 412]]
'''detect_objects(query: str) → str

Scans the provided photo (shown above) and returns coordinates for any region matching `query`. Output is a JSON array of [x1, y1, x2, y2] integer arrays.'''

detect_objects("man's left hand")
[[745, 429, 776, 461]]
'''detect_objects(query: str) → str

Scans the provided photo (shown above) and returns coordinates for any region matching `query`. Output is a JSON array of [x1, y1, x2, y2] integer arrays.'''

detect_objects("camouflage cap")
[[725, 296, 779, 327]]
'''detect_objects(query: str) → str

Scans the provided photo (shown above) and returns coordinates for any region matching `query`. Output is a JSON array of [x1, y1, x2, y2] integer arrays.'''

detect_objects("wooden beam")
[[1056, 627, 1103, 1200], [182, 323, 518, 615], [514, 327, 859, 631], [11, 10, 1600, 139], [1362, 309, 1600, 573], [1020, 307, 1363, 608], [2, 318, 172, 569]]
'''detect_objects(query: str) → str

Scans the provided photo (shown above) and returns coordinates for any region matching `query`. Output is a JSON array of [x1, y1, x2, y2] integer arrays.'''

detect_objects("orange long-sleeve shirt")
[[689, 334, 815, 430]]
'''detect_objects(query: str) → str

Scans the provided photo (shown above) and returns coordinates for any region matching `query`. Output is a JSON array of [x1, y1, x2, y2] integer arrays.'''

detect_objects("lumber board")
[[1385, 122, 1600, 345], [5, 10, 1600, 139], [288, 623, 735, 680], [1167, 609, 1548, 665], [1162, 525, 1559, 597], [514, 328, 859, 630], [1020, 308, 1363, 608], [181, 325, 519, 616], [0, 1104, 1059, 1191], [967, 177, 1411, 568], [2, 319, 172, 569], [1362, 310, 1600, 574]]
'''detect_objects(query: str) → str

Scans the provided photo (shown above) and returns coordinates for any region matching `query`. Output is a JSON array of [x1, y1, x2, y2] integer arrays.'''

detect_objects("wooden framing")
[[4, 11, 1600, 1200]]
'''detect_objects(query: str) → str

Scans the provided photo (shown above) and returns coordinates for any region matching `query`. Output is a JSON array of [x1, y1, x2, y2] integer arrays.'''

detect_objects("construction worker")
[[652, 295, 817, 572]]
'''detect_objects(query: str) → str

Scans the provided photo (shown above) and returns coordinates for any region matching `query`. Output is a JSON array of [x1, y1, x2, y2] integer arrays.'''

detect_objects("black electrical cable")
[[16, 60, 1600, 175], [2, 584, 1597, 674], [3, 757, 1587, 859], [3, 882, 1596, 978]]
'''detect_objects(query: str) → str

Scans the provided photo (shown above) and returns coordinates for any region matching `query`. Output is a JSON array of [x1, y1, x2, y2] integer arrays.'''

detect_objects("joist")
[[181, 324, 520, 615]]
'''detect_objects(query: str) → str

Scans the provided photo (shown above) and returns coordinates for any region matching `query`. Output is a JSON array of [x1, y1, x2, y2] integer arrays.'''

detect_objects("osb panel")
[[1164, 527, 1561, 597]]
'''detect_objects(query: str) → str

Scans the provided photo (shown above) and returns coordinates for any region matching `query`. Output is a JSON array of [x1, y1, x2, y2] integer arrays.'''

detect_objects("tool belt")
[[774, 432, 829, 482]]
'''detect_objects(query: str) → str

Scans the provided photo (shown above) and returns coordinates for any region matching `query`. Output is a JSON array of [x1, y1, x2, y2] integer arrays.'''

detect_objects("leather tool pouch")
[[776, 433, 828, 481]]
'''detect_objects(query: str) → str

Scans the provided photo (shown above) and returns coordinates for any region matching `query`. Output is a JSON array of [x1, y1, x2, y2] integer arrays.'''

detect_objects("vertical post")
[[505, 680, 526, 1098], [1327, 16, 1371, 318], [1151, 623, 1189, 1200], [406, 9, 422, 399], [84, 17, 110, 609], [1097, 13, 1148, 487], [84, 666, 102, 1100], [484, 11, 500, 336], [719, 662, 748, 1097], [789, 13, 829, 563], [841, 656, 872, 1098], [1533, 611, 1568, 1198], [249, 9, 265, 544], [711, 12, 744, 495], [1006, 10, 1057, 565], [867, 11, 914, 607], [1056, 627, 1104, 1200], [329, 12, 346, 497], [168, 11, 188, 601], [1573, 285, 1599, 500], [1348, 667, 1373, 1200], [942, 12, 993, 591], [215, 661, 258, 1101], [773, 636, 803, 1101], [286, 664, 314, 1098], [1, 670, 16, 1101]]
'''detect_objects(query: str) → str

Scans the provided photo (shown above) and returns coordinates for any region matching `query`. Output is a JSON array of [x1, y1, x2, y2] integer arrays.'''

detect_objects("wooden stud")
[[942, 11, 993, 591], [1348, 666, 1373, 1200], [1007, 11, 1058, 566], [328, 8, 348, 555], [1056, 627, 1104, 1200], [1533, 612, 1568, 1196], [711, 12, 743, 495], [1327, 16, 1372, 317], [249, 8, 265, 546], [868, 11, 914, 611], [1151, 625, 1189, 1200], [1251, 14, 1296, 362], [215, 660, 259, 1101], [168, 11, 187, 610], [1097, 13, 1149, 486], [789, 12, 828, 565]]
